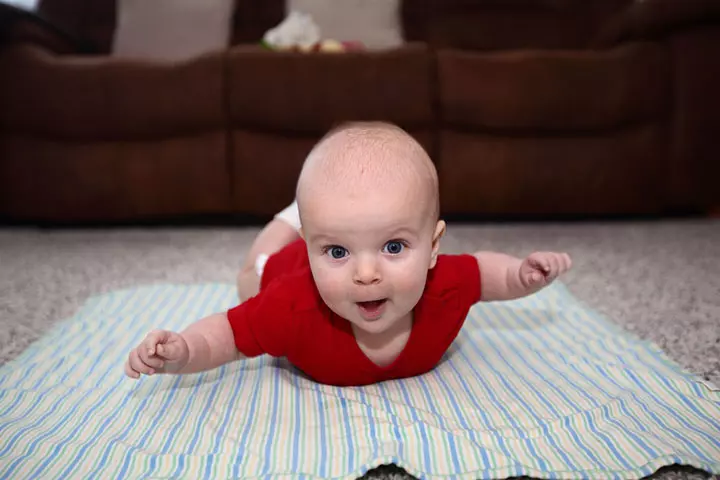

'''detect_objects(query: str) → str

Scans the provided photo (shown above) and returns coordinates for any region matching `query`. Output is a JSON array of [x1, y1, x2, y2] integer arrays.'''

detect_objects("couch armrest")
[[592, 0, 720, 47]]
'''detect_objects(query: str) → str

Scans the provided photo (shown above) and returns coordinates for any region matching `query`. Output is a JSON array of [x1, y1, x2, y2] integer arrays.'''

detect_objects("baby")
[[125, 122, 572, 386]]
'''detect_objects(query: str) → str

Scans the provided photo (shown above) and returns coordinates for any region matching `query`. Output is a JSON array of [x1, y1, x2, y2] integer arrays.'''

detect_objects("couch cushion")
[[287, 0, 403, 50], [226, 43, 433, 133], [437, 125, 666, 216], [438, 42, 669, 131], [113, 0, 233, 61], [0, 45, 225, 140]]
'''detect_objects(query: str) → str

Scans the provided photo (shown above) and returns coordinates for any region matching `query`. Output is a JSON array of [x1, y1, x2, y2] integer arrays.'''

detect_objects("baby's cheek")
[[312, 268, 347, 304], [391, 262, 428, 298]]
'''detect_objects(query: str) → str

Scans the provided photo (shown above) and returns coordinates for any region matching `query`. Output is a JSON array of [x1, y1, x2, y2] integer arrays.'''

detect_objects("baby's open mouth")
[[356, 299, 388, 319]]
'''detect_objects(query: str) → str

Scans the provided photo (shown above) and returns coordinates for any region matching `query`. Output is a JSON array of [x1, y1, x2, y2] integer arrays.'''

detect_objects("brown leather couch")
[[1, 0, 718, 223]]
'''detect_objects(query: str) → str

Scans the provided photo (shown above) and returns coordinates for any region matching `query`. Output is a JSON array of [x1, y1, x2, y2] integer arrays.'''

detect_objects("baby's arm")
[[125, 312, 245, 378], [474, 251, 572, 301]]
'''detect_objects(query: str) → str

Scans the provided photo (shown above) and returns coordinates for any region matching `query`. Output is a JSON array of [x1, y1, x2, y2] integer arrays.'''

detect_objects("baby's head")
[[297, 122, 445, 335]]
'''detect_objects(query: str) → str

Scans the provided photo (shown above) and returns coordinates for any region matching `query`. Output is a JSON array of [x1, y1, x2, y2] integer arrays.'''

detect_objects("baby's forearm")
[[474, 251, 527, 301], [177, 313, 244, 374]]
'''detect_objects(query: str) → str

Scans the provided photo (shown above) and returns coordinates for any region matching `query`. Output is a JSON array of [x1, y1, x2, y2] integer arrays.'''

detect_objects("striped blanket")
[[0, 283, 718, 479]]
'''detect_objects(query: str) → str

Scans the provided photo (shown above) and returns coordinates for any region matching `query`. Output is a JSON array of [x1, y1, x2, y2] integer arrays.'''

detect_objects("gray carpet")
[[0, 220, 718, 480]]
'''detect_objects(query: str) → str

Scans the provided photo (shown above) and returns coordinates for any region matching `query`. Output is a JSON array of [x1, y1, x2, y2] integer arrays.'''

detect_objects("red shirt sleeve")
[[431, 253, 482, 308], [227, 278, 299, 358], [456, 253, 481, 307]]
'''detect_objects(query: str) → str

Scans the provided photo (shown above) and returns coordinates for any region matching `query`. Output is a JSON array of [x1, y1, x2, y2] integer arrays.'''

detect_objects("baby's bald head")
[[296, 122, 439, 227]]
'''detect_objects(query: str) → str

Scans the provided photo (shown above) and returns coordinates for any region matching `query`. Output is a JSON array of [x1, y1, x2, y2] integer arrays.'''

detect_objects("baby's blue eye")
[[383, 241, 404, 255], [328, 246, 348, 259]]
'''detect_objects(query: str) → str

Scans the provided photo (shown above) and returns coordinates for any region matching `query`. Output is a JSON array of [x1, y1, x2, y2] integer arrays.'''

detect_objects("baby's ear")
[[429, 220, 446, 269]]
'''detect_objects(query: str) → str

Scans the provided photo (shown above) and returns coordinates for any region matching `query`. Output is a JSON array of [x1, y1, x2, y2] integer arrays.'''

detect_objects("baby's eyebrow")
[[386, 228, 417, 239], [308, 234, 343, 245]]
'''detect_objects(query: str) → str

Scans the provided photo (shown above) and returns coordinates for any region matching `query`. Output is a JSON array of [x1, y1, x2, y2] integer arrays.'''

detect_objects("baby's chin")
[[346, 310, 408, 336], [349, 317, 394, 335]]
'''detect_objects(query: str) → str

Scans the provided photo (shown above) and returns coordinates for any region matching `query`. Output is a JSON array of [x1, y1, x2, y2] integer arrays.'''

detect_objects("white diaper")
[[254, 253, 270, 277], [254, 201, 302, 277]]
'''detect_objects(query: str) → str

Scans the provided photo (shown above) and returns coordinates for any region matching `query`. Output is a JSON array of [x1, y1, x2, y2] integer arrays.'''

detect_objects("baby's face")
[[302, 183, 441, 336]]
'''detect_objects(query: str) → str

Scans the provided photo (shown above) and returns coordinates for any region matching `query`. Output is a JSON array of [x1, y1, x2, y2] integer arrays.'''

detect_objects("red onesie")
[[227, 239, 481, 386]]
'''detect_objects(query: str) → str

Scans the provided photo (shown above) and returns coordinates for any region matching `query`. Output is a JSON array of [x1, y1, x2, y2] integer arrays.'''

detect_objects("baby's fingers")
[[138, 347, 165, 369], [547, 254, 561, 278], [143, 330, 169, 356], [155, 343, 180, 361], [124, 359, 140, 379], [549, 253, 571, 276], [527, 256, 545, 273], [129, 349, 156, 376], [157, 343, 176, 360]]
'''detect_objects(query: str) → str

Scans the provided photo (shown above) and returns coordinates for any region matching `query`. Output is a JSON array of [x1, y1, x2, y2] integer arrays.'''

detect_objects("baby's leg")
[[236, 201, 301, 301]]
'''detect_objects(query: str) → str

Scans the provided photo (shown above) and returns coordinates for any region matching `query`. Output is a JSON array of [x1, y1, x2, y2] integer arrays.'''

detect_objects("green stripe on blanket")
[[0, 283, 718, 479]]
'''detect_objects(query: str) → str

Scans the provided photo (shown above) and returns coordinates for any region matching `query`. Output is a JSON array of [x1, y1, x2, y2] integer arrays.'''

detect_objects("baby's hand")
[[124, 329, 189, 379], [519, 252, 572, 291]]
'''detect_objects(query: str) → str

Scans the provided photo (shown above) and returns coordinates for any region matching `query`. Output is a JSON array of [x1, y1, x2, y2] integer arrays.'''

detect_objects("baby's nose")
[[353, 256, 381, 285]]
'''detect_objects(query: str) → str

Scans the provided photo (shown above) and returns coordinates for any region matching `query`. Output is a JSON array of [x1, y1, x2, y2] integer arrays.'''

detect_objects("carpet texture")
[[0, 220, 718, 479]]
